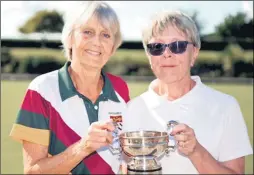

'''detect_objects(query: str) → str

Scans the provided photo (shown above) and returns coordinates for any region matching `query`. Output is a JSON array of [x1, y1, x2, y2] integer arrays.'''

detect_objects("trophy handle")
[[165, 120, 179, 155], [109, 122, 122, 157]]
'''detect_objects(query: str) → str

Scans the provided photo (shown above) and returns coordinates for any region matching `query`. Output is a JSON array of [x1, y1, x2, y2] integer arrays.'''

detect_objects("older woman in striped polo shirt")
[[10, 1, 129, 174]]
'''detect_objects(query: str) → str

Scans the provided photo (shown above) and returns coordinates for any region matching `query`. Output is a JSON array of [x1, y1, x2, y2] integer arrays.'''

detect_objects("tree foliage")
[[215, 12, 253, 39], [19, 10, 64, 34]]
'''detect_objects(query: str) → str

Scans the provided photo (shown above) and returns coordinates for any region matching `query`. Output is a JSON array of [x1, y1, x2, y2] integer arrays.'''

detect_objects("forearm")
[[26, 140, 89, 174], [189, 144, 238, 174]]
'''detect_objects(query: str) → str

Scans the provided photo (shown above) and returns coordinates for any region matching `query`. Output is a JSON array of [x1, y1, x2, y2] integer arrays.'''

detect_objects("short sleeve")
[[218, 97, 253, 162], [9, 85, 50, 146]]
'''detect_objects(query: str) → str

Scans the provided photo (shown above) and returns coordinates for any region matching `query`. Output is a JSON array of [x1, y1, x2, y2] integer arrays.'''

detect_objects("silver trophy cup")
[[110, 120, 179, 174]]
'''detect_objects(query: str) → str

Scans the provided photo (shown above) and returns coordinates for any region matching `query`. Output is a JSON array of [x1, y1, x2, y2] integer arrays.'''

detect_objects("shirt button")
[[94, 105, 98, 110]]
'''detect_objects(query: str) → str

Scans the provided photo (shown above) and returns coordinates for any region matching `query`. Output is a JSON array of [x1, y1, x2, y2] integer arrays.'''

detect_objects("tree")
[[215, 12, 253, 39], [19, 10, 64, 34]]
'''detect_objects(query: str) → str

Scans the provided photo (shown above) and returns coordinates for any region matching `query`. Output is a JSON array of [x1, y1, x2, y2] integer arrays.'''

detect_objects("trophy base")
[[127, 156, 162, 174], [127, 167, 162, 174]]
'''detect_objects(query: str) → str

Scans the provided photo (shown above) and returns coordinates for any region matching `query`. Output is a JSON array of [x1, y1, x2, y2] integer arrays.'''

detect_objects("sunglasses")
[[147, 41, 195, 56]]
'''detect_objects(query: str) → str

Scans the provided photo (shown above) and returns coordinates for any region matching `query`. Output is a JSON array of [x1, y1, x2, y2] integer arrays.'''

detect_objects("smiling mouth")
[[85, 50, 101, 56]]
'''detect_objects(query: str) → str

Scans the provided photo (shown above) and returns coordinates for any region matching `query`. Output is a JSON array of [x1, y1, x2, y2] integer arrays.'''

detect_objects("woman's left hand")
[[170, 123, 201, 157]]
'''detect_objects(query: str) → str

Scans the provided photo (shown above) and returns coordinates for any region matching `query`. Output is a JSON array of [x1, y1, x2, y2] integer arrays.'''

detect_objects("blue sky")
[[1, 1, 253, 41]]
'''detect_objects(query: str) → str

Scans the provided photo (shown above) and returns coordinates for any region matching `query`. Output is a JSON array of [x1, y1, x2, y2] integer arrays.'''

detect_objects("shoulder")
[[106, 73, 128, 87], [27, 70, 58, 93], [199, 83, 239, 109], [106, 73, 130, 103], [127, 91, 149, 109]]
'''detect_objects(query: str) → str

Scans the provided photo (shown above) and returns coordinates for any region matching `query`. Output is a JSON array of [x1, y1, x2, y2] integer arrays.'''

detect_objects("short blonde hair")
[[142, 10, 201, 52], [61, 1, 122, 60]]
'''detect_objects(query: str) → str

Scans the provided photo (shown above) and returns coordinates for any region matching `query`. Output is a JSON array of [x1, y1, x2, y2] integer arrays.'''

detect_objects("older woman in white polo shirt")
[[123, 11, 253, 174]]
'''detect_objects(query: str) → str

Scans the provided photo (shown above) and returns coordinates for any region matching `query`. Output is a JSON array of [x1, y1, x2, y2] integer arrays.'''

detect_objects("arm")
[[171, 97, 252, 174], [23, 140, 89, 174], [189, 143, 244, 174], [22, 121, 115, 174], [10, 82, 116, 174]]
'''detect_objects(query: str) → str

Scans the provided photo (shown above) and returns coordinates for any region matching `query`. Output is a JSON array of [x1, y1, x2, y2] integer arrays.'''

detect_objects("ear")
[[191, 47, 200, 67]]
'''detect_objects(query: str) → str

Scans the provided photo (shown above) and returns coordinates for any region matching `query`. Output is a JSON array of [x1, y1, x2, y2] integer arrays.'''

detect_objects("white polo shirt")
[[122, 76, 253, 174]]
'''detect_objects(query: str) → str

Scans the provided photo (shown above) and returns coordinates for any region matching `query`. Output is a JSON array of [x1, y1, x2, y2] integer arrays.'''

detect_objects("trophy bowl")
[[119, 131, 169, 157], [110, 120, 179, 174]]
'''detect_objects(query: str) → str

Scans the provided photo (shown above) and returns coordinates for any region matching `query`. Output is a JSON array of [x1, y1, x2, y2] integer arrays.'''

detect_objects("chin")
[[157, 74, 180, 84]]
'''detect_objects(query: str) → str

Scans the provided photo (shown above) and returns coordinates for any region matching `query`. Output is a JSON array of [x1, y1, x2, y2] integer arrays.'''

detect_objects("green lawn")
[[1, 80, 253, 174]]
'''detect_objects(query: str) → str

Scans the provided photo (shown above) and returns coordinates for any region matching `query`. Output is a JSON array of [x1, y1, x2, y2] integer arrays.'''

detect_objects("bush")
[[1, 47, 252, 78], [233, 60, 253, 78], [104, 61, 153, 76], [19, 56, 64, 74], [1, 47, 20, 73], [191, 59, 223, 77], [219, 43, 253, 77], [1, 47, 12, 67]]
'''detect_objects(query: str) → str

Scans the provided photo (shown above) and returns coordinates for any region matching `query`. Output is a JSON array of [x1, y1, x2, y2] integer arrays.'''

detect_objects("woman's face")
[[147, 25, 199, 84], [70, 15, 115, 70]]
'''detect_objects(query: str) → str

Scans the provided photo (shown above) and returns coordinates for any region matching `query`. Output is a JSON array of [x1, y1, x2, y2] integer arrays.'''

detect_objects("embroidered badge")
[[110, 115, 123, 131]]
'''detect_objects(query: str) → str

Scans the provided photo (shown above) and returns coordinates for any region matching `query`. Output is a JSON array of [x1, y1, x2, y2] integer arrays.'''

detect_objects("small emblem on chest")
[[110, 114, 123, 131]]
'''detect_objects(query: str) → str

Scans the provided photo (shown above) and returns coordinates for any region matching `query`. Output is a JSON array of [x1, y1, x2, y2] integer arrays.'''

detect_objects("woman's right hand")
[[79, 120, 115, 155]]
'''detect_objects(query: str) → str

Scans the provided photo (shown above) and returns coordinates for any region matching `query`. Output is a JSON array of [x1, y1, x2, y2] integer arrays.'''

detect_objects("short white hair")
[[61, 1, 122, 60], [142, 10, 201, 51]]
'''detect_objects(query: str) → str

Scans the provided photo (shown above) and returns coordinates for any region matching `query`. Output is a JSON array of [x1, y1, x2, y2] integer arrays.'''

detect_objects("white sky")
[[1, 1, 253, 41]]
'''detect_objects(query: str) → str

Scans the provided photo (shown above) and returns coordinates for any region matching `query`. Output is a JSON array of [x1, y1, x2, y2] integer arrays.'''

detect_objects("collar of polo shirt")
[[58, 61, 120, 102]]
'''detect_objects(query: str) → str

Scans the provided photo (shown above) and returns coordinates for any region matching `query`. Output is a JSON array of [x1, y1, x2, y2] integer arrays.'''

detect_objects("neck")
[[69, 60, 103, 102], [153, 76, 195, 101]]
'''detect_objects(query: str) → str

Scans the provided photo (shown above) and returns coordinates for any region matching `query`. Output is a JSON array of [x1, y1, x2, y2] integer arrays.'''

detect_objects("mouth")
[[161, 65, 177, 68], [85, 50, 101, 56]]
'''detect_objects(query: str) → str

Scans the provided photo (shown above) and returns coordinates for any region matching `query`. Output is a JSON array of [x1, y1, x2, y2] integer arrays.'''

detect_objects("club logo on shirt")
[[109, 113, 123, 131], [110, 115, 122, 122]]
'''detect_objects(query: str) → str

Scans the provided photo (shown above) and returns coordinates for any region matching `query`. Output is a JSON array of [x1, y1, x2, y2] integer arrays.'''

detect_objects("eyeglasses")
[[147, 41, 195, 56]]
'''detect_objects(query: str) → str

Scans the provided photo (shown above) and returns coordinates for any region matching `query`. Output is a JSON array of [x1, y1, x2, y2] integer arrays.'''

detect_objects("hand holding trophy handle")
[[165, 120, 179, 155], [109, 121, 122, 159]]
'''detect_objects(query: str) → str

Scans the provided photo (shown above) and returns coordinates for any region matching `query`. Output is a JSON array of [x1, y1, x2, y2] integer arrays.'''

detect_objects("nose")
[[92, 35, 101, 47], [163, 46, 172, 58]]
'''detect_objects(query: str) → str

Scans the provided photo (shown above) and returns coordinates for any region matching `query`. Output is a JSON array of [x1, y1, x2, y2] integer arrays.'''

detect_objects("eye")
[[103, 33, 110, 38], [83, 30, 92, 35]]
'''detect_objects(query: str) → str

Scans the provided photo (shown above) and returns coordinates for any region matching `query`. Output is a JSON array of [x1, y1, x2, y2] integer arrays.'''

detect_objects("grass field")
[[1, 80, 253, 174]]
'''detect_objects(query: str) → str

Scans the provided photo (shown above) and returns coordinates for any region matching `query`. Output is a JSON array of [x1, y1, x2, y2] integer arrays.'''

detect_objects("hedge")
[[1, 45, 253, 78]]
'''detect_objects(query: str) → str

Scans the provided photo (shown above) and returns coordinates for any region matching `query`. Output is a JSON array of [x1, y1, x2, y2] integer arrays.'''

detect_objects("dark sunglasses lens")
[[148, 43, 165, 56], [170, 41, 188, 54]]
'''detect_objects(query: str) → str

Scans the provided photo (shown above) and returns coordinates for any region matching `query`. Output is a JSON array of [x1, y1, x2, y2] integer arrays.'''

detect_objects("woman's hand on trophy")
[[79, 120, 115, 155], [170, 123, 201, 157]]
